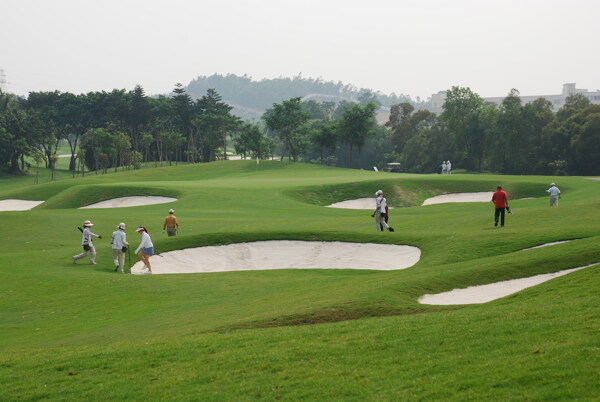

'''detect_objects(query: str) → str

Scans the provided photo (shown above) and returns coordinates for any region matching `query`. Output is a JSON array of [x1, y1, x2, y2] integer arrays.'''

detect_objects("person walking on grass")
[[73, 220, 102, 264], [491, 186, 509, 227], [163, 209, 179, 236], [110, 222, 129, 273], [547, 183, 561, 206], [372, 190, 394, 232], [135, 226, 154, 274]]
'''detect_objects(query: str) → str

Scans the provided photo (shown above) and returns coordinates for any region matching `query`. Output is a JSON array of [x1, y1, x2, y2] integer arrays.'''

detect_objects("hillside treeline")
[[0, 84, 599, 176], [186, 73, 418, 112]]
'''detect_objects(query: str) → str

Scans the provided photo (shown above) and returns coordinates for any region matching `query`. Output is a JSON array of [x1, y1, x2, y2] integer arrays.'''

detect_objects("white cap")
[[550, 183, 555, 186], [83, 220, 94, 227], [169, 209, 174, 214], [117, 222, 126, 229], [136, 227, 145, 232], [375, 190, 383, 196]]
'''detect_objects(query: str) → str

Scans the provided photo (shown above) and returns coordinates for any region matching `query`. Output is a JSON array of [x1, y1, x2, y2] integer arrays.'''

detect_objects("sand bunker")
[[80, 196, 177, 209], [419, 263, 597, 305], [586, 177, 600, 181], [130, 240, 421, 275], [326, 198, 382, 210], [0, 199, 45, 211], [422, 192, 494, 205], [520, 240, 573, 251]]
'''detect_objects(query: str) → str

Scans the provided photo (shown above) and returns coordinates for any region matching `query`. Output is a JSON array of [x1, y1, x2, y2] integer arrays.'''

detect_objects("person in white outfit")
[[546, 183, 561, 206], [135, 226, 154, 274], [441, 161, 447, 174], [73, 220, 102, 264], [110, 222, 129, 273], [446, 160, 452, 174], [372, 190, 394, 232]]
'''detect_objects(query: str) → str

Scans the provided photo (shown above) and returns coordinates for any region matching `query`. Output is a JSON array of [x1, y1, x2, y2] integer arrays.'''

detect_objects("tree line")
[[0, 84, 598, 176]]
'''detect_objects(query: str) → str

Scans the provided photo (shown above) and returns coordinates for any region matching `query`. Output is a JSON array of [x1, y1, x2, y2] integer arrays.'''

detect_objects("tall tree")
[[194, 89, 239, 162], [338, 102, 378, 168], [441, 86, 484, 170], [263, 97, 310, 161], [171, 83, 195, 162]]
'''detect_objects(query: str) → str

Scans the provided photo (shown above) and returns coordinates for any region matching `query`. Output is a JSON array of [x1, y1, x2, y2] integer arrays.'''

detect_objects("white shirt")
[[111, 229, 128, 250], [547, 186, 560, 196], [375, 196, 387, 213], [447, 161, 451, 170], [81, 227, 100, 245], [135, 232, 154, 253]]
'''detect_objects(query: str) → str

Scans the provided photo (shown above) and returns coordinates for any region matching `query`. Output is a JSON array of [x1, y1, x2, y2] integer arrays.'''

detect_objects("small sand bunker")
[[80, 196, 177, 209], [422, 192, 493, 205], [586, 177, 600, 181], [0, 199, 44, 211], [520, 240, 573, 251], [131, 240, 421, 275], [327, 198, 380, 210], [419, 263, 597, 305]]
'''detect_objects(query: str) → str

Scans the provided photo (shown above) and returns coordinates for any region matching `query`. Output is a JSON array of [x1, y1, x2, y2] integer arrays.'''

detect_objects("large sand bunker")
[[419, 263, 597, 305], [80, 196, 177, 209], [131, 240, 421, 275], [0, 199, 45, 211], [422, 192, 494, 205]]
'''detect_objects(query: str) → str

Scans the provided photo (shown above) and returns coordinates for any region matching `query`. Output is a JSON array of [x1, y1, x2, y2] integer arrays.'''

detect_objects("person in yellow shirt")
[[163, 209, 179, 236]]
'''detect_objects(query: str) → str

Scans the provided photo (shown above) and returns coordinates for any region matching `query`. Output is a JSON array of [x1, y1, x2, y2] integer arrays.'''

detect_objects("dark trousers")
[[494, 207, 506, 226]]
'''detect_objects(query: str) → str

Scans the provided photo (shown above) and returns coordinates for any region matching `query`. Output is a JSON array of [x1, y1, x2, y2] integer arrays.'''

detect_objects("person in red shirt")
[[491, 185, 509, 227]]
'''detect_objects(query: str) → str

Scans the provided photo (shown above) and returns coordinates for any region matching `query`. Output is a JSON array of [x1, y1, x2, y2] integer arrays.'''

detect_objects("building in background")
[[426, 83, 600, 114]]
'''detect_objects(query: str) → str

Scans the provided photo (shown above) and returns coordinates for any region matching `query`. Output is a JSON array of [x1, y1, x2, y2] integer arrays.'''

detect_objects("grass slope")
[[0, 161, 598, 400]]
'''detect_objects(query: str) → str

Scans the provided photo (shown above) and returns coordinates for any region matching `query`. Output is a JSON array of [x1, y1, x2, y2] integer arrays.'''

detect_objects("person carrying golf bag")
[[73, 220, 102, 264], [110, 222, 129, 273], [372, 190, 394, 232]]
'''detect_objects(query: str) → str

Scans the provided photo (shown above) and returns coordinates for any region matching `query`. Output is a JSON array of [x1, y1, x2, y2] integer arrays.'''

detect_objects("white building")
[[426, 83, 600, 114]]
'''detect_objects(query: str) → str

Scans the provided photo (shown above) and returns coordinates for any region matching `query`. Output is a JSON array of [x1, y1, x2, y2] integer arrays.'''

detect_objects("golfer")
[[73, 220, 102, 264], [163, 209, 179, 236], [135, 226, 154, 274], [491, 186, 509, 227], [110, 222, 129, 273], [546, 183, 561, 206], [373, 190, 394, 232]]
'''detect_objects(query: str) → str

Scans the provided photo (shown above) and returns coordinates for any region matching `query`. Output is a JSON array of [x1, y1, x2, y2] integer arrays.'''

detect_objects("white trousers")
[[375, 212, 390, 231], [74, 244, 96, 263], [112, 249, 125, 272]]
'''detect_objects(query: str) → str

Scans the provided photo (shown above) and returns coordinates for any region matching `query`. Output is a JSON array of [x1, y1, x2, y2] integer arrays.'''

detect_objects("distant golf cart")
[[387, 163, 401, 173]]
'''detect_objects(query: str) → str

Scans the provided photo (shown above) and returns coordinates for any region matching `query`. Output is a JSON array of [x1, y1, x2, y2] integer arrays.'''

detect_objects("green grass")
[[0, 161, 598, 400]]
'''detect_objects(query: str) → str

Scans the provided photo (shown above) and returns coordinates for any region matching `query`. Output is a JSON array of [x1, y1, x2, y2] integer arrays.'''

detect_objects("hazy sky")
[[1, 0, 598, 100]]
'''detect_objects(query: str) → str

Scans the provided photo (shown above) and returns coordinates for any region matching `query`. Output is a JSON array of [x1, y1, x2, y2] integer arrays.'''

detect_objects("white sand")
[[327, 198, 378, 210], [520, 240, 573, 251], [422, 192, 494, 205], [586, 177, 600, 181], [79, 196, 177, 209], [0, 199, 45, 211], [130, 240, 421, 275], [419, 263, 597, 305]]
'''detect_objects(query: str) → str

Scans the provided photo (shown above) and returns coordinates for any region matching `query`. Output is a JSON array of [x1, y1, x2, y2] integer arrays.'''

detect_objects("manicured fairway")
[[0, 161, 598, 400]]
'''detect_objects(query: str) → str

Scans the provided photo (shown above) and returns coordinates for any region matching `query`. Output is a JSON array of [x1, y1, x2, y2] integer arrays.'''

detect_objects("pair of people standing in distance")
[[492, 182, 562, 227]]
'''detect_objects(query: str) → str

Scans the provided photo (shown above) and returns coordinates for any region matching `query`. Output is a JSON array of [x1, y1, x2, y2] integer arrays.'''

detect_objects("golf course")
[[1, 160, 599, 400]]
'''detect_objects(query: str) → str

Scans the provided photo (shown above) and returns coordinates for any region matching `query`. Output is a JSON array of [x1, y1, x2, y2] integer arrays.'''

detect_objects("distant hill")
[[185, 73, 420, 121]]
